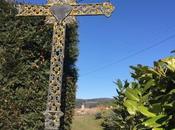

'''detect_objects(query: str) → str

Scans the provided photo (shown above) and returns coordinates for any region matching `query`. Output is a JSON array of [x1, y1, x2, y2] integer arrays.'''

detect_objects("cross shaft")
[[44, 21, 66, 130]]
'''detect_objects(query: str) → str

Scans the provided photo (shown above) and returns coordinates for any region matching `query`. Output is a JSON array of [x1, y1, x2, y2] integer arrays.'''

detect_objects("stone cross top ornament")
[[16, 0, 115, 129]]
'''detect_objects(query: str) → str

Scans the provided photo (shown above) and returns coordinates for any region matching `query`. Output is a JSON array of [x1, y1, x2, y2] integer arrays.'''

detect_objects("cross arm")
[[16, 4, 52, 16], [70, 2, 115, 17], [16, 2, 114, 17]]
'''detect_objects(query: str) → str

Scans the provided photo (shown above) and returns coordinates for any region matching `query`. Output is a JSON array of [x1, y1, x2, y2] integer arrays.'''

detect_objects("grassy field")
[[72, 115, 103, 130]]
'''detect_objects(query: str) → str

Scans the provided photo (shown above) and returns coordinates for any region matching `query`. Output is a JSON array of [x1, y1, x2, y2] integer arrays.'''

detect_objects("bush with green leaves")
[[102, 55, 175, 130], [95, 112, 103, 120], [102, 80, 143, 130]]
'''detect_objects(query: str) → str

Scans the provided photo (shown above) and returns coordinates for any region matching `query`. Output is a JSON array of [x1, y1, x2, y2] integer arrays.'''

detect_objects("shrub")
[[95, 112, 103, 120], [102, 55, 175, 130]]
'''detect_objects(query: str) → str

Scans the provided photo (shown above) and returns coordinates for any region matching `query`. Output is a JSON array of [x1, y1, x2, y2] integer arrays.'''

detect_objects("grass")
[[71, 114, 103, 130]]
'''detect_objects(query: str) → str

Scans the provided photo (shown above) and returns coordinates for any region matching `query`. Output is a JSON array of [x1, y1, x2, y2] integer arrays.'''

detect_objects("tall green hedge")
[[60, 23, 79, 130], [0, 1, 78, 129]]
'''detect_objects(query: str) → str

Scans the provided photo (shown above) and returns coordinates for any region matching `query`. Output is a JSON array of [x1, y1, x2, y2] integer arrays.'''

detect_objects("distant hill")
[[76, 98, 114, 108], [5, 0, 15, 3]]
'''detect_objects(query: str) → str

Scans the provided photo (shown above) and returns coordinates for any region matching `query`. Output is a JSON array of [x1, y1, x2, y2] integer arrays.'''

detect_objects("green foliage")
[[0, 1, 78, 130], [60, 23, 79, 130], [0, 1, 51, 129], [95, 112, 103, 120], [102, 80, 142, 130], [102, 56, 175, 130]]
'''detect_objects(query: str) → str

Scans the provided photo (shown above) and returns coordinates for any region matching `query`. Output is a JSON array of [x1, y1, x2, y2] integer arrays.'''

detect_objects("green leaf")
[[149, 68, 161, 76], [151, 103, 162, 114], [116, 79, 123, 91], [125, 88, 140, 102], [133, 126, 137, 130], [163, 102, 173, 109], [141, 92, 151, 102], [162, 57, 175, 72], [169, 89, 175, 94], [135, 88, 142, 96], [143, 79, 155, 93], [138, 105, 156, 117], [142, 115, 166, 128], [124, 100, 138, 115]]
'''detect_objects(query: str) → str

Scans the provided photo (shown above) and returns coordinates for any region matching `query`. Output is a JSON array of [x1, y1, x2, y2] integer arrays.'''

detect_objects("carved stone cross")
[[16, 0, 114, 129]]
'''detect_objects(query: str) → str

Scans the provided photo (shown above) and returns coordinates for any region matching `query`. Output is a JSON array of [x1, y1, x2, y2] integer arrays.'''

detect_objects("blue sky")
[[20, 0, 175, 99], [77, 0, 175, 99]]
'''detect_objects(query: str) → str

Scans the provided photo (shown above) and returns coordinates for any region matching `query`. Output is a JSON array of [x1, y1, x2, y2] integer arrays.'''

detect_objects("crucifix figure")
[[16, 0, 115, 129]]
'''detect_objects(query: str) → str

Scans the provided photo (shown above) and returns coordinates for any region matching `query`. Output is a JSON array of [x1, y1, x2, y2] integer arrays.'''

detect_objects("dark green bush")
[[95, 112, 103, 120]]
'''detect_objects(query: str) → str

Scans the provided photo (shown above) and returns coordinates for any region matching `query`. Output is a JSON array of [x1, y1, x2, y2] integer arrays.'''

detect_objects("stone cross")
[[16, 0, 114, 129]]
